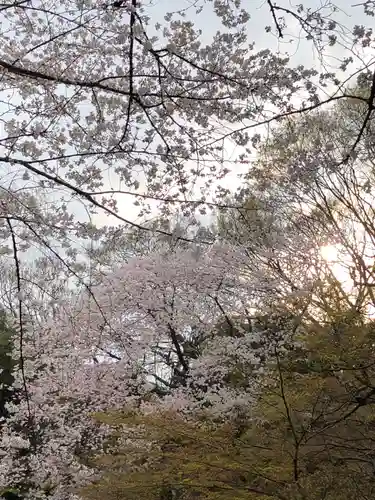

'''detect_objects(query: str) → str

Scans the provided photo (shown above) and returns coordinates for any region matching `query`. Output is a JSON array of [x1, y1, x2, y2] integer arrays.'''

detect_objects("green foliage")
[[0, 488, 24, 500], [0, 310, 18, 420], [81, 410, 264, 500]]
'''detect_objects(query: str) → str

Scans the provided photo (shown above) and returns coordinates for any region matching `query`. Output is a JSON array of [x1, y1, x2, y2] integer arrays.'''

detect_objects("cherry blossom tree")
[[0, 243, 258, 498], [0, 0, 372, 263], [2, 227, 335, 499], [0, 1, 374, 498]]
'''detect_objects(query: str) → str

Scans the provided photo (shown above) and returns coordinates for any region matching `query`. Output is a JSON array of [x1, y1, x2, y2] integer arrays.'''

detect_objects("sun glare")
[[320, 244, 351, 288], [321, 244, 338, 263]]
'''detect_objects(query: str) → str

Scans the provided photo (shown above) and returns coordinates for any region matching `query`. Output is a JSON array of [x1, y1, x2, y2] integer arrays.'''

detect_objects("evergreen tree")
[[0, 311, 18, 421]]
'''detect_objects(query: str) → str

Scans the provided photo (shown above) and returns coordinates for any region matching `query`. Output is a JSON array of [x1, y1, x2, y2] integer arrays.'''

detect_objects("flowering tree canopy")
[[0, 0, 375, 499]]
